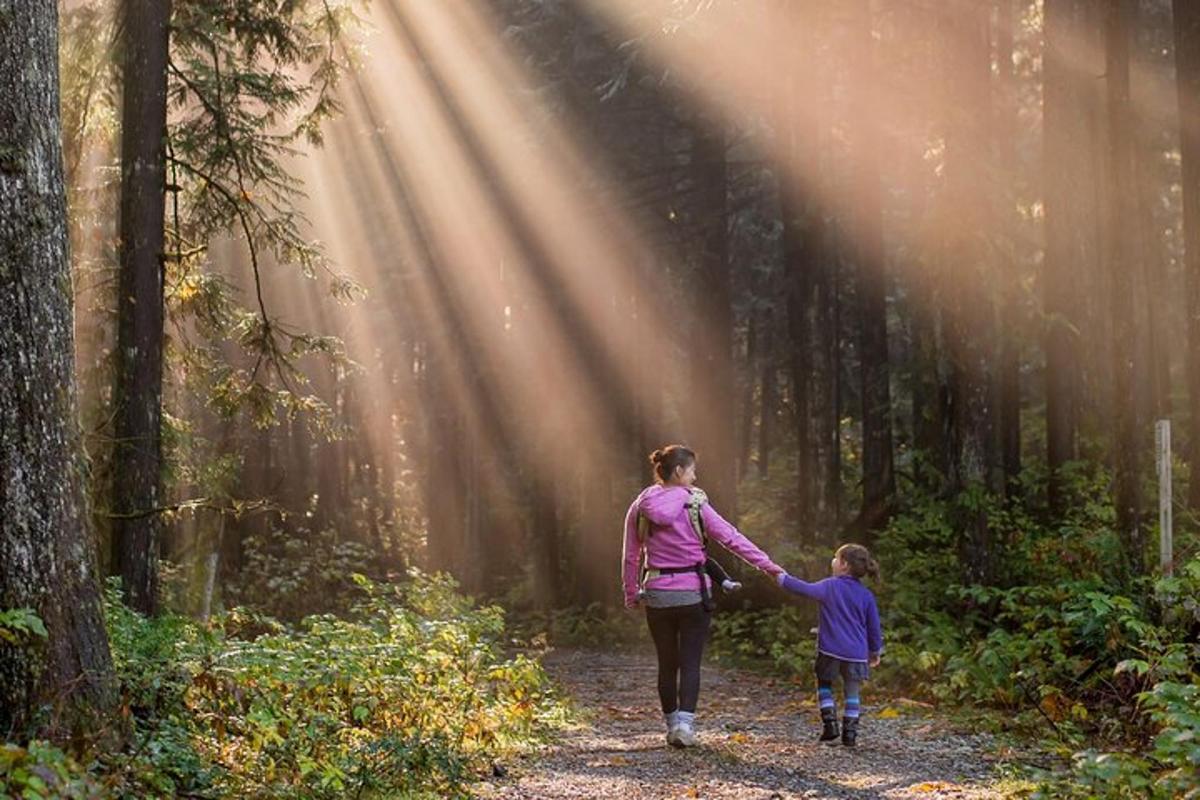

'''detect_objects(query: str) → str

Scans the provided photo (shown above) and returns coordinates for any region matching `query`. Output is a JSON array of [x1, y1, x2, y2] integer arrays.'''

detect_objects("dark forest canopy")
[[1, 0, 1199, 796]]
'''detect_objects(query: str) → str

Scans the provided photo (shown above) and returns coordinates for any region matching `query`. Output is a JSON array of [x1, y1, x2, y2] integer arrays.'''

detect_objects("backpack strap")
[[685, 488, 709, 546]]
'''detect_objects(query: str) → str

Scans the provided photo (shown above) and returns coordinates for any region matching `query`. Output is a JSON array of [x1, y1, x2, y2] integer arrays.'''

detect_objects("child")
[[775, 544, 883, 747]]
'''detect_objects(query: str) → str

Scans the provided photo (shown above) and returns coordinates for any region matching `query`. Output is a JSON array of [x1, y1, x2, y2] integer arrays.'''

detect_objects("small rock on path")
[[477, 648, 1010, 800]]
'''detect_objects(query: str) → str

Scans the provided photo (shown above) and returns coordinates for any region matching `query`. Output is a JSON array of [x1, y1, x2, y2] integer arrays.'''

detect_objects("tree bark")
[[739, 316, 758, 480], [1043, 0, 1092, 511], [942, 0, 998, 583], [1175, 0, 1200, 510], [848, 0, 895, 538], [690, 120, 737, 516], [996, 0, 1022, 492], [1106, 0, 1144, 575], [759, 327, 776, 479], [0, 0, 116, 735], [112, 0, 171, 615]]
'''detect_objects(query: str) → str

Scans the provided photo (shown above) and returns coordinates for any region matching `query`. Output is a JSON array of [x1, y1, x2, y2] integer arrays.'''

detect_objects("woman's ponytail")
[[648, 444, 696, 484]]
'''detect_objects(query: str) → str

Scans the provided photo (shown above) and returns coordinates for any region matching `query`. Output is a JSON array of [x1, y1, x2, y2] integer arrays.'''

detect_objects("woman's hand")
[[764, 563, 785, 577]]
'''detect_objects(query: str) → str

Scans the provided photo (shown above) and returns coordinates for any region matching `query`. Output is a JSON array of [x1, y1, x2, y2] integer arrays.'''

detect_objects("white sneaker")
[[672, 720, 699, 747], [666, 726, 681, 746]]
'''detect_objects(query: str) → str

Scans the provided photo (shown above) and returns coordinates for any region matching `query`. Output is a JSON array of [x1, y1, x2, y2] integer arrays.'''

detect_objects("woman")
[[622, 444, 783, 747]]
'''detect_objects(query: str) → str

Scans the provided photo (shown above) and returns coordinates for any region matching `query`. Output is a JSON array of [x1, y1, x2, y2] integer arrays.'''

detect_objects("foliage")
[[535, 603, 649, 649], [709, 605, 818, 677], [2, 573, 565, 799], [0, 741, 103, 800], [227, 522, 382, 620], [165, 0, 367, 428], [0, 608, 48, 645], [723, 461, 1199, 797]]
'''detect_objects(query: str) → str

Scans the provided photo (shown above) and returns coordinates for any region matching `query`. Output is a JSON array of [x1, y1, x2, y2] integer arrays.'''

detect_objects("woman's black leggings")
[[645, 603, 712, 713]]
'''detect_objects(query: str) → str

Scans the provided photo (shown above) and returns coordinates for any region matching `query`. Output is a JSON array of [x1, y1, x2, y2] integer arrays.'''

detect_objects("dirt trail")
[[476, 648, 1011, 799]]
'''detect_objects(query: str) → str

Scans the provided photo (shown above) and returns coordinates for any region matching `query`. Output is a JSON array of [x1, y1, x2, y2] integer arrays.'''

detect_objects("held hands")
[[870, 654, 881, 668]]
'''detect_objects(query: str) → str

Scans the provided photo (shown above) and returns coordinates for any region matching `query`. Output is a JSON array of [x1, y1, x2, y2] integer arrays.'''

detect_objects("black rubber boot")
[[841, 716, 859, 747], [819, 708, 840, 743]]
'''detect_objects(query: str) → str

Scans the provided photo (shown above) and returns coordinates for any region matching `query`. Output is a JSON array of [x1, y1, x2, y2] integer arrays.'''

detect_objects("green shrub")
[[0, 740, 102, 799], [2, 571, 567, 799]]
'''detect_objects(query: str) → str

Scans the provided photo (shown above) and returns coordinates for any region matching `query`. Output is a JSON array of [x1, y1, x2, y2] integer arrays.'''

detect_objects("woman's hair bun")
[[650, 449, 664, 464]]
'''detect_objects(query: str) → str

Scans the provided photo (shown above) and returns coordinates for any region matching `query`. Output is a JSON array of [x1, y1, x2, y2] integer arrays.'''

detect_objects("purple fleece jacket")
[[622, 484, 780, 608], [777, 573, 883, 663]]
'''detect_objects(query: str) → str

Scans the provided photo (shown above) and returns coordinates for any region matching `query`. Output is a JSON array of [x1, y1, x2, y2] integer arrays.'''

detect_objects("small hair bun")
[[650, 449, 664, 464]]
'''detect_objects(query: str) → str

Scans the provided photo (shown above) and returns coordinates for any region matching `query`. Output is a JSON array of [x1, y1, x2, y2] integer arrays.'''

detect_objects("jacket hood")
[[638, 484, 690, 526]]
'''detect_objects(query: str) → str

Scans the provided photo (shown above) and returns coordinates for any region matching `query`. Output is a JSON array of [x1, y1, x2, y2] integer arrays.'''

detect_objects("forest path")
[[476, 648, 1014, 800]]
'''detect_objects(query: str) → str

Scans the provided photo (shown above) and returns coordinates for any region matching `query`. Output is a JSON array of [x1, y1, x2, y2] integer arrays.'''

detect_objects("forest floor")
[[475, 648, 1032, 800]]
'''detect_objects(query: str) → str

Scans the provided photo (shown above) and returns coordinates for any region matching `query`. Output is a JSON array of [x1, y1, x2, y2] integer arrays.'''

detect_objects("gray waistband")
[[643, 589, 702, 608]]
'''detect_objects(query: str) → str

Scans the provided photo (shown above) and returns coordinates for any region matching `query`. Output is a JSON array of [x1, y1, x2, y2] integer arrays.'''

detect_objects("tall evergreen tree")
[[1043, 0, 1090, 511], [0, 0, 116, 734], [1175, 0, 1200, 509], [847, 0, 895, 536], [112, 0, 172, 615], [1104, 0, 1144, 575], [942, 0, 998, 582]]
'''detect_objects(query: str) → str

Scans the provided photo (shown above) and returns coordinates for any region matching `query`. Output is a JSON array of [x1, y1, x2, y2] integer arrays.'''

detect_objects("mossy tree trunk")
[[0, 0, 116, 737]]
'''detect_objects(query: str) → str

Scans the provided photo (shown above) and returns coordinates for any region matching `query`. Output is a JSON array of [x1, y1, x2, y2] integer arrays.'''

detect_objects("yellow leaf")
[[912, 782, 954, 793], [686, 789, 699, 798], [877, 707, 901, 719], [729, 732, 749, 744]]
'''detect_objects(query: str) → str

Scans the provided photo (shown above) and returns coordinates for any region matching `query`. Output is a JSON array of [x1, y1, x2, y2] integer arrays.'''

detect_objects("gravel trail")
[[477, 648, 1012, 800]]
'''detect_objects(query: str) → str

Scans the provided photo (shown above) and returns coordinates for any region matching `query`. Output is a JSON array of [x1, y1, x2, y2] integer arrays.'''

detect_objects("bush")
[[729, 460, 1199, 798], [3, 572, 567, 799], [0, 740, 102, 799]]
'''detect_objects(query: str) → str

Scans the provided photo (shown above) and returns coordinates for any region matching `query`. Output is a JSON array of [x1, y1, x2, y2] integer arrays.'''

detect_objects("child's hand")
[[775, 572, 788, 586], [869, 654, 881, 668]]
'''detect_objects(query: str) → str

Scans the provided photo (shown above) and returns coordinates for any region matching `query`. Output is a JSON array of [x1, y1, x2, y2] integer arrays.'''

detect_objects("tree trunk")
[[690, 120, 737, 516], [1106, 0, 1144, 575], [996, 0, 1022, 492], [111, 0, 171, 615], [759, 329, 776, 479], [740, 316, 758, 480], [777, 2, 819, 518], [818, 243, 843, 531], [942, 0, 998, 583], [0, 0, 116, 735], [1044, 0, 1092, 511], [1175, 0, 1200, 509], [848, 0, 895, 537]]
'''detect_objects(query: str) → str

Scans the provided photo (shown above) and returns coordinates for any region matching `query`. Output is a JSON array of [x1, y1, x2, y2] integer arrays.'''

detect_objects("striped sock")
[[844, 679, 862, 719], [817, 683, 836, 714]]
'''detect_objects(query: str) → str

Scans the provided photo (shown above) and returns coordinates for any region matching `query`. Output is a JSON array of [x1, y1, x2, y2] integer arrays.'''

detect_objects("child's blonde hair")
[[836, 543, 880, 581]]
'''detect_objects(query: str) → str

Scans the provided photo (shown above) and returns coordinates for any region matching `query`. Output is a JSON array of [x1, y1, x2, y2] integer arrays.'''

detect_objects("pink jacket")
[[621, 484, 780, 608]]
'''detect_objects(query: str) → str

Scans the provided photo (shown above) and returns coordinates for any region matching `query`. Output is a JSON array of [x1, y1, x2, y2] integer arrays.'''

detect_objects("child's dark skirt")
[[815, 653, 870, 683]]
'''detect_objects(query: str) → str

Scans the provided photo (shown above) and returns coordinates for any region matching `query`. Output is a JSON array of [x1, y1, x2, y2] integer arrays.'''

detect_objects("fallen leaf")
[[911, 781, 955, 793]]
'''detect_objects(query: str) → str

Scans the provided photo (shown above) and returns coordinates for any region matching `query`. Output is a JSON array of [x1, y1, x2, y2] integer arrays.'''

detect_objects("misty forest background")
[[2, 0, 1200, 797]]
